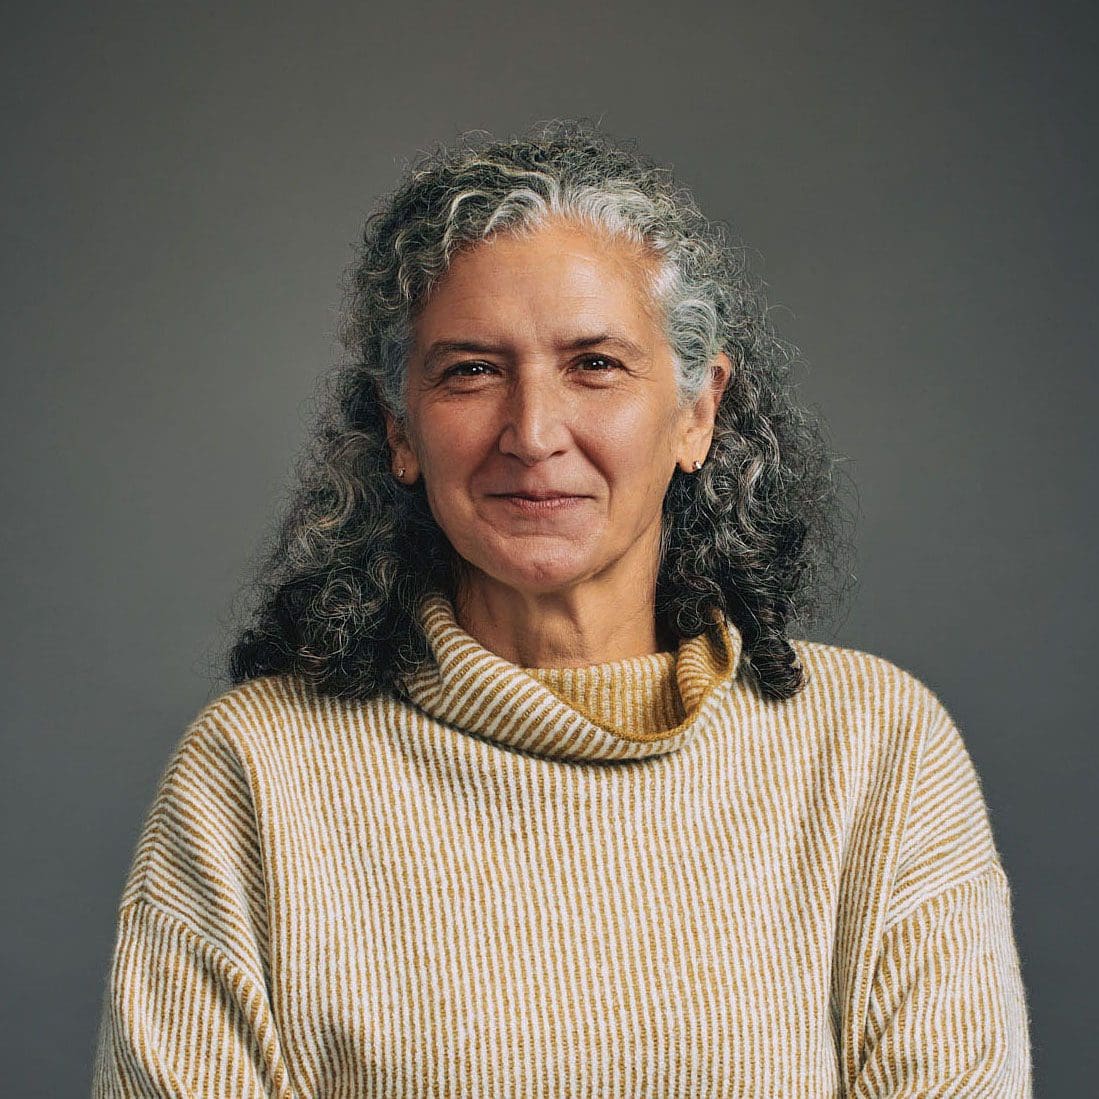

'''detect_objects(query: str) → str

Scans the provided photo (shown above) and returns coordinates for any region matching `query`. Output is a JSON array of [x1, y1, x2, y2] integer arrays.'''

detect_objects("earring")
[[395, 467, 406, 480], [692, 460, 703, 472]]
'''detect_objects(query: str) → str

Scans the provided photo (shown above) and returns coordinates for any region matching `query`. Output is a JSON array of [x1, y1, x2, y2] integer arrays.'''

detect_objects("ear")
[[676, 351, 733, 473], [383, 408, 421, 483]]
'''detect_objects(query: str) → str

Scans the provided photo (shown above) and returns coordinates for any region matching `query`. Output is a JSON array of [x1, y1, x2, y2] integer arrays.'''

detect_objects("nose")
[[497, 372, 572, 465]]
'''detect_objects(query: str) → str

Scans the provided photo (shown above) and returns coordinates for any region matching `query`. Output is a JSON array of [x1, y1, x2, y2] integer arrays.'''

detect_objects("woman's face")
[[386, 219, 729, 600]]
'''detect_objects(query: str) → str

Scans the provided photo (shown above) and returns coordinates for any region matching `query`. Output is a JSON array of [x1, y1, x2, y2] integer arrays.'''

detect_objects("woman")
[[93, 121, 1032, 1096]]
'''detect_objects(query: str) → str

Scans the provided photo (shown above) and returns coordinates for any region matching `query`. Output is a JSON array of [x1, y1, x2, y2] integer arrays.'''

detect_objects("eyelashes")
[[442, 355, 624, 379], [575, 355, 622, 373]]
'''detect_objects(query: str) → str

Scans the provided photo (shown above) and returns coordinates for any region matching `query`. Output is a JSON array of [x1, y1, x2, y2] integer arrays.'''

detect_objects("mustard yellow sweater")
[[92, 593, 1032, 1096]]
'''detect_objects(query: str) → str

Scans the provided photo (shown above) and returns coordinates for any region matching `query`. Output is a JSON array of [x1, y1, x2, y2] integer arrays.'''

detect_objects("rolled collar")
[[396, 592, 743, 763]]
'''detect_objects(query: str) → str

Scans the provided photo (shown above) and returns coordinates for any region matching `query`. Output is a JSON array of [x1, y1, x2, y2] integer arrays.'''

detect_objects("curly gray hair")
[[225, 119, 854, 700]]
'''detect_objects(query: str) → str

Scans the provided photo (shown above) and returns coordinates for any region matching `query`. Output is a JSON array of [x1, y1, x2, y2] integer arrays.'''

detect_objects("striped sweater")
[[92, 593, 1032, 1096]]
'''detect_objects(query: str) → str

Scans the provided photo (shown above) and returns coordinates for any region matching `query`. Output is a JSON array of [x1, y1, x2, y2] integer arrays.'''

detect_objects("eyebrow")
[[421, 333, 646, 373]]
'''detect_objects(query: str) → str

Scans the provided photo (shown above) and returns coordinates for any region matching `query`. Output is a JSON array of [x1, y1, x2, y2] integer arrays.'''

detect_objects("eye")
[[576, 354, 622, 372], [442, 361, 494, 378]]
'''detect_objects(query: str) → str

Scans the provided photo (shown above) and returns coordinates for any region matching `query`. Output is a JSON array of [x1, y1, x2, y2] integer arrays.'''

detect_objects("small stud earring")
[[395, 467, 406, 479], [692, 460, 703, 472]]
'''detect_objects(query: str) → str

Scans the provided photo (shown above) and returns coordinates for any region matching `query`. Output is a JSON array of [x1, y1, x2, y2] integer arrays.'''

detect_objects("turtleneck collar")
[[395, 592, 743, 763]]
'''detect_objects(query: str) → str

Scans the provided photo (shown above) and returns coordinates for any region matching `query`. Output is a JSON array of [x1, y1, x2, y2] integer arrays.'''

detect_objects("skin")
[[385, 218, 732, 668]]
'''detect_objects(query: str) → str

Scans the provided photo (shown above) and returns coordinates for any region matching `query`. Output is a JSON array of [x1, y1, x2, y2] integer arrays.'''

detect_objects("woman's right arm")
[[92, 901, 296, 1098], [90, 711, 297, 1098]]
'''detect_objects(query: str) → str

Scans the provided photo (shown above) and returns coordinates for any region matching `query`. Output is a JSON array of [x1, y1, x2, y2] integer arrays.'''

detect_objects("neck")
[[453, 570, 671, 668]]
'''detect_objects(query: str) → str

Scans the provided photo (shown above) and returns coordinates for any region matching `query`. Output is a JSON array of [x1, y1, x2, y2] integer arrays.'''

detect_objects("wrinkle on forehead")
[[426, 218, 668, 326], [413, 220, 669, 362]]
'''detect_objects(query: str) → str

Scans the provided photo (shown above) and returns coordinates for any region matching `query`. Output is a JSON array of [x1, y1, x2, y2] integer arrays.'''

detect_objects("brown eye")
[[444, 361, 493, 378], [577, 355, 621, 372]]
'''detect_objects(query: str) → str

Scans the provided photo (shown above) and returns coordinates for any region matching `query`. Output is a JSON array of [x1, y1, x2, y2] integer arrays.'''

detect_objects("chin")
[[469, 552, 596, 596], [501, 565, 591, 594], [451, 526, 598, 586]]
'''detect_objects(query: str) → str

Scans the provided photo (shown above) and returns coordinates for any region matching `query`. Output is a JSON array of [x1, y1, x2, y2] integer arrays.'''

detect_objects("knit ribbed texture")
[[92, 594, 1032, 1097], [395, 594, 739, 762], [523, 648, 684, 733]]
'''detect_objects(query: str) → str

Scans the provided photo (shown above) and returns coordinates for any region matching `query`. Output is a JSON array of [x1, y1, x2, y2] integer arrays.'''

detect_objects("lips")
[[492, 491, 580, 500], [490, 490, 593, 509], [504, 495, 570, 501]]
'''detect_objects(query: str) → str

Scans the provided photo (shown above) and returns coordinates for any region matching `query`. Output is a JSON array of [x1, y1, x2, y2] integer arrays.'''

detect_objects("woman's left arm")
[[852, 861, 1031, 1097], [849, 687, 1033, 1098]]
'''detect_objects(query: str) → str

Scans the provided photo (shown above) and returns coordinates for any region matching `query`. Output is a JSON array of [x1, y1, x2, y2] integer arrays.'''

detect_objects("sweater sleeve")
[[851, 863, 1031, 1097], [90, 711, 298, 1098], [91, 901, 297, 1098], [849, 683, 1033, 1098]]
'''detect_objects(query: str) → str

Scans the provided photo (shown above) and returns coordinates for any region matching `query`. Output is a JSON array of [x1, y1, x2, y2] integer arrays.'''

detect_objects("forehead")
[[413, 221, 665, 341]]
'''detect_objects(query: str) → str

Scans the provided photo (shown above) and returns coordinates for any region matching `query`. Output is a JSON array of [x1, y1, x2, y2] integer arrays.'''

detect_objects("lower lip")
[[492, 495, 586, 513]]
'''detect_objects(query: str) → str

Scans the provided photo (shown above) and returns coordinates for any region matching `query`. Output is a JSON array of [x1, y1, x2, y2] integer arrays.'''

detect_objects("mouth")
[[493, 492, 577, 501], [490, 492, 588, 512]]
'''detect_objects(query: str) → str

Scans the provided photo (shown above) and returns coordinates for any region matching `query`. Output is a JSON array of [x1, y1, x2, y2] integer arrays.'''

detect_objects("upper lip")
[[491, 489, 581, 499]]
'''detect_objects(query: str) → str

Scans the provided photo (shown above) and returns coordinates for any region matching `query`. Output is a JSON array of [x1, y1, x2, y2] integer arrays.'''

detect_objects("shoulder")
[[783, 638, 1001, 885], [771, 637, 988, 815], [177, 672, 397, 755], [785, 635, 955, 741], [153, 674, 411, 804], [122, 674, 400, 900], [134, 675, 328, 825]]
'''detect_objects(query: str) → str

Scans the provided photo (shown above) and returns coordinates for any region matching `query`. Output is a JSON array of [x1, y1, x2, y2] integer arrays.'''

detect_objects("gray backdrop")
[[3, 1, 1095, 1093]]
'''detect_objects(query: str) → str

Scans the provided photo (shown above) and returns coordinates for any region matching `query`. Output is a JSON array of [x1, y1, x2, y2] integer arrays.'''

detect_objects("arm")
[[849, 684, 1033, 1097], [851, 863, 1031, 1097], [92, 901, 296, 1098], [90, 710, 297, 1097]]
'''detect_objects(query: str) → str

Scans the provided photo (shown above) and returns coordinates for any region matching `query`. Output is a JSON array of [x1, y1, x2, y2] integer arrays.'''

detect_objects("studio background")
[[3, 1, 1095, 1093]]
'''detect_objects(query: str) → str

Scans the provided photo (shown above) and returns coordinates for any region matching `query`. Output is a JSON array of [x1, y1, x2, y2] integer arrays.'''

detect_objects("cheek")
[[415, 415, 491, 533], [416, 409, 481, 479], [422, 457, 476, 529], [590, 402, 679, 482]]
